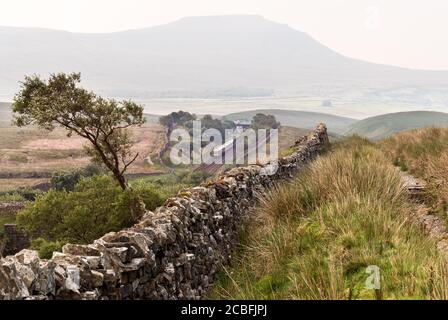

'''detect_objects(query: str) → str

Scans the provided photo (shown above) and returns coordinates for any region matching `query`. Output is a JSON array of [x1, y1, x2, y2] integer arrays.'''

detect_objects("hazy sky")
[[1, 0, 447, 70]]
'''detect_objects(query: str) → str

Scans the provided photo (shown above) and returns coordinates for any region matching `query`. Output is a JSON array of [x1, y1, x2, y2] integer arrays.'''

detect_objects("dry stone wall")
[[1, 202, 29, 257], [0, 202, 26, 216], [2, 224, 30, 257], [0, 124, 329, 300]]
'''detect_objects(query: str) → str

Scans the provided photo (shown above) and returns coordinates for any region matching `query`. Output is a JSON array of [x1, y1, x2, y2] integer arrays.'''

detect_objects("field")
[[0, 122, 167, 191]]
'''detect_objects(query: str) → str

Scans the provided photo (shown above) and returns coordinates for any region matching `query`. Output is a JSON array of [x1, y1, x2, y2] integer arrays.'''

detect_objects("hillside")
[[1, 15, 448, 100], [343, 111, 448, 140], [212, 136, 448, 300], [224, 109, 356, 133], [381, 127, 448, 221]]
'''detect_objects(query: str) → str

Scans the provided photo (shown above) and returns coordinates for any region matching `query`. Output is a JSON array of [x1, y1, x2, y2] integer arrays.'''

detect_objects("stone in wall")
[[0, 124, 329, 300]]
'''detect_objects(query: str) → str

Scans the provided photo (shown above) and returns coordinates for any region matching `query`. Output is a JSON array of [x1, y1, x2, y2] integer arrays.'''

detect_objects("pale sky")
[[1, 0, 447, 70]]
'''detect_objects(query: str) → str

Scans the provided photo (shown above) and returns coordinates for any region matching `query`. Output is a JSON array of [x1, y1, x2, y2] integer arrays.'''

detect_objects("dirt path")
[[156, 125, 175, 173], [401, 172, 448, 255]]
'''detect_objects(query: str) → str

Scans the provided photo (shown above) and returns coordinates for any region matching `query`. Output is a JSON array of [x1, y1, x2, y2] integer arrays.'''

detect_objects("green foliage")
[[180, 170, 211, 185], [165, 169, 211, 186], [0, 187, 41, 202], [51, 164, 103, 192], [12, 73, 146, 189], [17, 173, 186, 251], [159, 111, 196, 128], [251, 113, 280, 130], [200, 115, 224, 131], [31, 238, 63, 259], [0, 192, 25, 202], [130, 171, 200, 205], [0, 214, 16, 237], [393, 158, 408, 172], [17, 175, 145, 244], [129, 180, 165, 211], [184, 114, 235, 136]]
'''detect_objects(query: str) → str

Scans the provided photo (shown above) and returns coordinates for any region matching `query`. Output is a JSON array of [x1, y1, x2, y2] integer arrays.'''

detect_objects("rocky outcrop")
[[0, 124, 329, 300]]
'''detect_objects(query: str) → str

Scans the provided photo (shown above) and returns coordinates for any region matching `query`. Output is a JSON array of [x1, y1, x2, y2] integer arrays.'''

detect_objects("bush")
[[51, 171, 82, 192], [130, 178, 189, 209], [0, 192, 25, 202], [0, 187, 41, 202], [251, 113, 280, 130], [0, 214, 16, 238], [17, 188, 42, 201], [184, 114, 235, 136], [181, 170, 211, 185], [130, 181, 164, 211], [17, 169, 205, 257], [31, 238, 63, 259], [17, 175, 145, 244], [50, 164, 104, 192], [159, 111, 196, 128]]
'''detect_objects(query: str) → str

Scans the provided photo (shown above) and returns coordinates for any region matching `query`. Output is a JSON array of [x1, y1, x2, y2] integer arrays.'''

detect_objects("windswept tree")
[[12, 73, 145, 190]]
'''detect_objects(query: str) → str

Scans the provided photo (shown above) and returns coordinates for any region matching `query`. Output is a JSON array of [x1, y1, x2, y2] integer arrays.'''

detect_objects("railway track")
[[197, 131, 271, 174]]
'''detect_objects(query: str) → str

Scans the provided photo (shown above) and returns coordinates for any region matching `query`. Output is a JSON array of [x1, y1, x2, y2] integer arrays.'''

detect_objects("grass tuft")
[[381, 128, 448, 218]]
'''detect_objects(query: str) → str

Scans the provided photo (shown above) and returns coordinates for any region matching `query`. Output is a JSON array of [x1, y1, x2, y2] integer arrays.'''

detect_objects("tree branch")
[[121, 152, 139, 175]]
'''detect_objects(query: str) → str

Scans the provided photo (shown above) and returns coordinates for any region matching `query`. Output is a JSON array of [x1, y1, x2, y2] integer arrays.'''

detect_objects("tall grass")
[[211, 137, 448, 300], [381, 128, 448, 216]]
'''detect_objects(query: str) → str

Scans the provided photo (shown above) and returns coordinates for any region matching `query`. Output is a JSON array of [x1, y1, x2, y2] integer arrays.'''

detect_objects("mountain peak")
[[176, 14, 267, 21], [164, 14, 282, 30], [0, 15, 446, 100]]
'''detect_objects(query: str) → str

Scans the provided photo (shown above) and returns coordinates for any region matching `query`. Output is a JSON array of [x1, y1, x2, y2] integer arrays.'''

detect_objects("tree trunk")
[[113, 170, 127, 190], [89, 141, 128, 190]]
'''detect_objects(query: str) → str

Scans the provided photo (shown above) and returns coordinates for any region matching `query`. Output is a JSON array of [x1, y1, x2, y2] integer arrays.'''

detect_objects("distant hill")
[[224, 109, 356, 133], [1, 15, 447, 100], [0, 102, 163, 126], [343, 111, 448, 140]]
